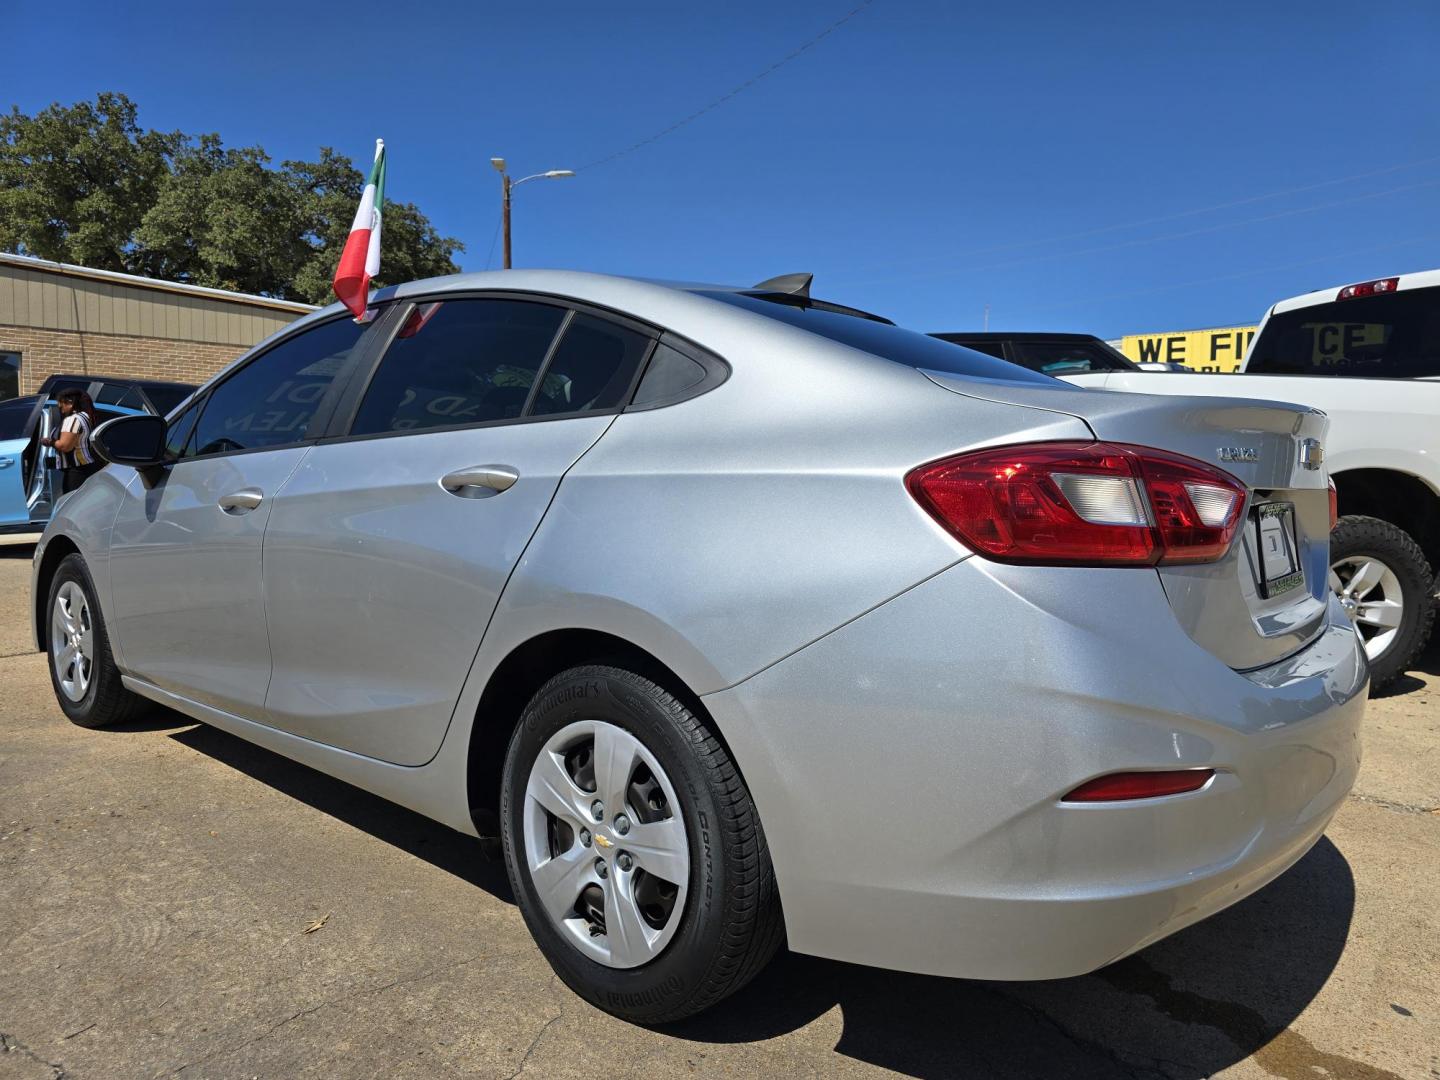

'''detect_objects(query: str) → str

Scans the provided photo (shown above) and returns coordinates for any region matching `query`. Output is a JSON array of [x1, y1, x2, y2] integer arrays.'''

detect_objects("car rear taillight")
[[1062, 769, 1216, 802], [1336, 277, 1398, 300], [906, 441, 1246, 567], [1328, 481, 1338, 531]]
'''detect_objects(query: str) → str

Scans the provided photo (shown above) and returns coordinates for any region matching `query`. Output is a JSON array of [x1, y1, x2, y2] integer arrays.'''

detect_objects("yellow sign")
[[1119, 325, 1258, 373]]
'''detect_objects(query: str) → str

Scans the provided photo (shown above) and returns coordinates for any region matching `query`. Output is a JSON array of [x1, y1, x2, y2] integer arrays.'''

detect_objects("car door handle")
[[440, 465, 519, 498], [217, 488, 264, 514], [0, 457, 12, 468]]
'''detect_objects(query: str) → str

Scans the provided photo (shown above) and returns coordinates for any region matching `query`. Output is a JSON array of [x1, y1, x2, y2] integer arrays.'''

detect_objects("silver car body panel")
[[107, 448, 310, 717], [259, 415, 617, 765], [32, 268, 1367, 981]]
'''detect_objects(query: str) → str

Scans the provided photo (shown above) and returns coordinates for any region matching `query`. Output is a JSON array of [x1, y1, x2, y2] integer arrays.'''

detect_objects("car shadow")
[[166, 718, 513, 903], [161, 714, 1360, 1079], [0, 540, 38, 559], [1373, 627, 1439, 698], [668, 838, 1360, 1078]]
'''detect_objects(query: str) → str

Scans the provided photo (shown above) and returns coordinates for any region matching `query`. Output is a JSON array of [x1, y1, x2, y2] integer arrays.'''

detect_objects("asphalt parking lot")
[[1, 539, 1437, 1080]]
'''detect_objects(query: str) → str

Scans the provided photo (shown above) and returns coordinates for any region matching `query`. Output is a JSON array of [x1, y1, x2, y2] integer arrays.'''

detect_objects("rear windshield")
[[1247, 285, 1440, 378], [700, 292, 1058, 385]]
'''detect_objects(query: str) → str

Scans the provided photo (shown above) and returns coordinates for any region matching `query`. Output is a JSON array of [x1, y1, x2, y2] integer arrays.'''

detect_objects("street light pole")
[[502, 172, 513, 270], [490, 158, 574, 270]]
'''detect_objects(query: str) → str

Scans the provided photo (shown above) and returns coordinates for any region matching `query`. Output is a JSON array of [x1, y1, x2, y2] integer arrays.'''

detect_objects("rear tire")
[[1329, 515, 1435, 694], [500, 665, 783, 1023], [45, 553, 150, 728]]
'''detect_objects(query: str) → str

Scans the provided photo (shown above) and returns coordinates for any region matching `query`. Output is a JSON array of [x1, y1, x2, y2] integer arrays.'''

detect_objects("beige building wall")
[[0, 254, 314, 396]]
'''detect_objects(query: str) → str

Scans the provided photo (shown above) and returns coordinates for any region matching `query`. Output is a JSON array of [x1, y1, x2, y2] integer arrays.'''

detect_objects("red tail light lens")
[[1063, 769, 1216, 802], [1336, 277, 1398, 301], [1328, 481, 1338, 531], [906, 441, 1246, 566]]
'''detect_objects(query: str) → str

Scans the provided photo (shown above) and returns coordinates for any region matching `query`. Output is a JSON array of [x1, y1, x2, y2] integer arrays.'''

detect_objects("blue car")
[[0, 375, 194, 534]]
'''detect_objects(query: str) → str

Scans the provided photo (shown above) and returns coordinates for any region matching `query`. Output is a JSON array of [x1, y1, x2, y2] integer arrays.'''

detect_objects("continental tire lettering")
[[606, 974, 684, 1009], [697, 809, 714, 910], [536, 680, 603, 717]]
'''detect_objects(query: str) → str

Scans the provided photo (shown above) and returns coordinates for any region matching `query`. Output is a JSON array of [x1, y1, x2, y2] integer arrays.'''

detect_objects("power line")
[[845, 153, 1440, 277], [1039, 233, 1440, 313], [483, 209, 502, 270], [841, 177, 1440, 287], [577, 1, 875, 172]]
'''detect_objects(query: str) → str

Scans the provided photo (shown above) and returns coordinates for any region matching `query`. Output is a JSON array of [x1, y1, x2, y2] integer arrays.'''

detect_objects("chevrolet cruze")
[[33, 270, 1365, 1022]]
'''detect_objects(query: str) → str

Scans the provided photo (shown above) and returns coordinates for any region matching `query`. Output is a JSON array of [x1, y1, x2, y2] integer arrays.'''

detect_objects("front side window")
[[350, 299, 567, 436], [1010, 341, 1135, 375], [187, 316, 368, 457], [529, 314, 650, 416], [1247, 286, 1440, 378]]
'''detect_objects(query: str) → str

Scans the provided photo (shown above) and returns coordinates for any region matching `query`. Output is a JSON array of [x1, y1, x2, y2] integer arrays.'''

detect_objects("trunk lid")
[[922, 372, 1333, 670]]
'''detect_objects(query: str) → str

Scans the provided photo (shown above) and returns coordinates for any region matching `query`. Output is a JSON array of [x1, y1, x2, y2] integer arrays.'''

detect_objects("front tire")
[[500, 665, 783, 1023], [45, 553, 149, 728], [1329, 515, 1435, 694]]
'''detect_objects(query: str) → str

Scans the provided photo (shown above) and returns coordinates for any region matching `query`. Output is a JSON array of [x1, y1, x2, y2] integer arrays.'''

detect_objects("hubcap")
[[522, 719, 690, 969], [51, 581, 94, 702], [1329, 554, 1403, 661]]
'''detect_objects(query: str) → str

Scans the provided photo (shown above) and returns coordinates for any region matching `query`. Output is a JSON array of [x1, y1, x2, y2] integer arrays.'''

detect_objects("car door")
[[107, 314, 376, 717], [0, 397, 39, 528], [260, 297, 654, 765]]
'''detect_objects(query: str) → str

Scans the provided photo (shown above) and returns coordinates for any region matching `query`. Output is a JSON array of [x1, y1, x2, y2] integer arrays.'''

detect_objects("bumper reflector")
[[1063, 769, 1215, 802]]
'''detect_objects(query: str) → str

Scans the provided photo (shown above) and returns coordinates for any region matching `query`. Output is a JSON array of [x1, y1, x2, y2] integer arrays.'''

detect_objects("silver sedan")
[[32, 270, 1366, 1023]]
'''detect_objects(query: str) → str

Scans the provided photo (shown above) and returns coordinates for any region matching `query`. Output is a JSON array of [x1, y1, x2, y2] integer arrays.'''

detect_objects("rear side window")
[[141, 384, 193, 416], [94, 384, 146, 410], [0, 397, 33, 440], [529, 314, 650, 416], [189, 315, 368, 456], [700, 292, 1057, 385], [1009, 341, 1135, 375], [351, 299, 566, 435], [1247, 286, 1440, 378]]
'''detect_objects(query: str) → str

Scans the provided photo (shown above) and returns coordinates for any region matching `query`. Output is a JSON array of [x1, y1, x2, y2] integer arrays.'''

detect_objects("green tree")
[[0, 93, 178, 270], [0, 93, 462, 300], [284, 148, 465, 304]]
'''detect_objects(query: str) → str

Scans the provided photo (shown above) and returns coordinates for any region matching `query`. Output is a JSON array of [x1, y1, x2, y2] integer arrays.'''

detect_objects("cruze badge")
[[1217, 447, 1259, 463], [1298, 438, 1325, 470]]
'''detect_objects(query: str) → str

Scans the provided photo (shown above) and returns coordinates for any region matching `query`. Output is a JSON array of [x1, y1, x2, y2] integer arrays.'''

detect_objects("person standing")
[[42, 388, 102, 494]]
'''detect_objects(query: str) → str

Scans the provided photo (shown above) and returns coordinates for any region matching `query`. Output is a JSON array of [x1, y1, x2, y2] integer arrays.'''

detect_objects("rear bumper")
[[702, 558, 1366, 980]]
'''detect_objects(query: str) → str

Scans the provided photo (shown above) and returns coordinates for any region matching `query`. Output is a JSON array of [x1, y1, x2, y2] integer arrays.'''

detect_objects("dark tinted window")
[[0, 353, 19, 401], [1009, 341, 1135, 375], [1247, 286, 1440, 378], [352, 299, 566, 435], [700, 292, 1057, 384], [94, 383, 146, 410], [632, 343, 709, 406], [529, 314, 650, 416], [0, 396, 34, 440], [164, 398, 203, 460], [140, 384, 193, 415], [189, 316, 367, 456], [936, 339, 1006, 360]]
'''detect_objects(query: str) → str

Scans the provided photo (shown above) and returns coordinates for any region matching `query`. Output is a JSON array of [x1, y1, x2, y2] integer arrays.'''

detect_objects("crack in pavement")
[[1, 1032, 67, 1079], [167, 951, 489, 1075], [1347, 792, 1439, 814], [503, 1015, 561, 1080]]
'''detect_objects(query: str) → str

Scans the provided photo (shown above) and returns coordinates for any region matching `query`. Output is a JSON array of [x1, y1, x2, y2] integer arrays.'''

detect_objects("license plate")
[[1254, 502, 1303, 598]]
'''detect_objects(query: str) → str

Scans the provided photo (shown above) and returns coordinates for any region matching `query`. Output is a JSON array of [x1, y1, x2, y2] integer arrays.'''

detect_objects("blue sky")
[[10, 0, 1440, 336]]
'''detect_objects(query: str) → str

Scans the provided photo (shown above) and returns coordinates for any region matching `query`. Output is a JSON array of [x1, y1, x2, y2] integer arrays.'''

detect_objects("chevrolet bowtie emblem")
[[594, 833, 614, 848]]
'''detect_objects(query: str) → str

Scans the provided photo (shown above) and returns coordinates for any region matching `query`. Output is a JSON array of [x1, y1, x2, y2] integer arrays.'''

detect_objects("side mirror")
[[92, 415, 167, 482]]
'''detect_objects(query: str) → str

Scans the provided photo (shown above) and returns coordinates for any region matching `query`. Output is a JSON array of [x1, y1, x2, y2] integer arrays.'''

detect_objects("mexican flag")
[[332, 139, 386, 318]]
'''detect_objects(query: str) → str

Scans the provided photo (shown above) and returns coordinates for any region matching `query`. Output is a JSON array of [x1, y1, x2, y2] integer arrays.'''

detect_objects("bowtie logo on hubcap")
[[593, 833, 614, 849]]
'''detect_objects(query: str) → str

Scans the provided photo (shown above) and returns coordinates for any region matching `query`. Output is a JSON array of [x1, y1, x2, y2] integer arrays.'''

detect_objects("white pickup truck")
[[1062, 269, 1440, 691]]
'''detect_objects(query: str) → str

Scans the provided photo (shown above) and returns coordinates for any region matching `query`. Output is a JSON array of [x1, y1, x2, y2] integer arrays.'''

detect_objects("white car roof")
[[1270, 266, 1440, 314]]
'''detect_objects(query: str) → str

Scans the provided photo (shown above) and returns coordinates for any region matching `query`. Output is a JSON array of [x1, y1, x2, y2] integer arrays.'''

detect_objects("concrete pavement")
[[2, 541, 1436, 1079]]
